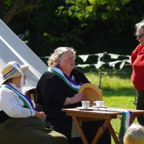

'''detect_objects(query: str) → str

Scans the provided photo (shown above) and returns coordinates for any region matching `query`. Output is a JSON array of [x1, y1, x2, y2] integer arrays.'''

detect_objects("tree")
[[3, 0, 144, 57], [58, 0, 131, 21], [0, 0, 40, 24]]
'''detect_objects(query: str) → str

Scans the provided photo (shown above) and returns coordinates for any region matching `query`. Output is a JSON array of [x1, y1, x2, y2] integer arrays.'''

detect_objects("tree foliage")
[[1, 0, 144, 58], [62, 0, 131, 21], [1, 0, 40, 24]]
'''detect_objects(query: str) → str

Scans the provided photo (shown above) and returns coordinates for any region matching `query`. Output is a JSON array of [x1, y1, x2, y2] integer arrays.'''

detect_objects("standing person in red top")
[[131, 19, 144, 125]]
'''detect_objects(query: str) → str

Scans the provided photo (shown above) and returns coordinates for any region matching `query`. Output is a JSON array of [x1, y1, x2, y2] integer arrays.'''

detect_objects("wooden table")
[[62, 108, 144, 144]]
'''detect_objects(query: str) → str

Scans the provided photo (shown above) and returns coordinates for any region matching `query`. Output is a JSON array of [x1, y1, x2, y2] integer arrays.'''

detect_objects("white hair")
[[135, 20, 144, 34], [124, 124, 144, 144], [48, 47, 76, 67]]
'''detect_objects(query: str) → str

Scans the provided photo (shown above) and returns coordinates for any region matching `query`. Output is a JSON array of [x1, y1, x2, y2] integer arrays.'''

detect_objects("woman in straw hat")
[[0, 61, 67, 144], [36, 47, 111, 144]]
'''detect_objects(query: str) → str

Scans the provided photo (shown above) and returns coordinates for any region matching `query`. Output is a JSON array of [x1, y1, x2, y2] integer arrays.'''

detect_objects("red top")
[[131, 44, 144, 90]]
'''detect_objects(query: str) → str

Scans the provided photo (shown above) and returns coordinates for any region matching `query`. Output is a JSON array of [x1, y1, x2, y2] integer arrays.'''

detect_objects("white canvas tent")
[[0, 19, 47, 93]]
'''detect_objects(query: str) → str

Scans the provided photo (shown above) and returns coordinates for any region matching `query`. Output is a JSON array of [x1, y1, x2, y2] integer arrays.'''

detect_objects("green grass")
[[84, 67, 138, 144]]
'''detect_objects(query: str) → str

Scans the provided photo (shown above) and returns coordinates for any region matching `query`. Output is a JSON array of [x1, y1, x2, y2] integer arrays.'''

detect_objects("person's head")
[[48, 47, 76, 75], [1, 61, 29, 88], [123, 124, 144, 144], [135, 20, 144, 45]]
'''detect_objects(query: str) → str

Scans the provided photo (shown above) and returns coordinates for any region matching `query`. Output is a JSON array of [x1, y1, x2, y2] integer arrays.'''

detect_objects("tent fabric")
[[0, 19, 47, 93]]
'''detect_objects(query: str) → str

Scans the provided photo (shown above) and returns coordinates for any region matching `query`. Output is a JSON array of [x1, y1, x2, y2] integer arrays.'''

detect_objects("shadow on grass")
[[103, 87, 136, 98], [78, 65, 132, 79], [103, 87, 135, 92]]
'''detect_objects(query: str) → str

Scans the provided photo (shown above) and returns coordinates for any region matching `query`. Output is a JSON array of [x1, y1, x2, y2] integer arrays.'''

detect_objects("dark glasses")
[[136, 34, 144, 38]]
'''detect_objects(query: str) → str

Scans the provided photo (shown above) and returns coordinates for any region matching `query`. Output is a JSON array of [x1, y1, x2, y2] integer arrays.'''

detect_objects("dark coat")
[[36, 68, 111, 144]]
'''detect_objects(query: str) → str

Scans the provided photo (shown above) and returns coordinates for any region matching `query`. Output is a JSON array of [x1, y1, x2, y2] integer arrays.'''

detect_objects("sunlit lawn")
[[83, 67, 138, 144]]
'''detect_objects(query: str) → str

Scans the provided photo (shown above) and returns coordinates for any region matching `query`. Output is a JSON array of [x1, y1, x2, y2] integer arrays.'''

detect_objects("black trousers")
[[136, 90, 144, 126]]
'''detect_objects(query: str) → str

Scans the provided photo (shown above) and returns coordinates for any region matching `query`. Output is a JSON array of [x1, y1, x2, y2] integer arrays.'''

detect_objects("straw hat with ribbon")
[[78, 83, 103, 106], [1, 61, 29, 87]]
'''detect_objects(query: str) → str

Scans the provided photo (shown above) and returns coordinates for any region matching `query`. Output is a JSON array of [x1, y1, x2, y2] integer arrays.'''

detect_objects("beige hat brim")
[[78, 83, 103, 106], [2, 64, 29, 84]]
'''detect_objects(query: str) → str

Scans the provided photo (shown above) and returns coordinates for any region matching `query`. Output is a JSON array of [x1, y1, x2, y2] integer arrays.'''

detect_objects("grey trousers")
[[136, 90, 144, 126]]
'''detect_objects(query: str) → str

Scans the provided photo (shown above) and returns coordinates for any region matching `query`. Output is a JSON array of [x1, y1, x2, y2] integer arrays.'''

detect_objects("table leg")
[[91, 119, 110, 144], [72, 116, 89, 144], [108, 123, 120, 144], [132, 117, 135, 123]]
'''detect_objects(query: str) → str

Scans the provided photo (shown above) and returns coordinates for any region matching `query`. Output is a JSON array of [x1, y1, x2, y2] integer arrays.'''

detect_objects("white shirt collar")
[[9, 83, 22, 92]]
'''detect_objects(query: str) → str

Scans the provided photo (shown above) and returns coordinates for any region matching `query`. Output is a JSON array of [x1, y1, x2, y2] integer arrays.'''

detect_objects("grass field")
[[82, 66, 137, 144]]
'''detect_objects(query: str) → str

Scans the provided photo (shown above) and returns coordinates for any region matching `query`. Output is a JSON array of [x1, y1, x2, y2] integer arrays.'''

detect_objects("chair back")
[[25, 88, 37, 103]]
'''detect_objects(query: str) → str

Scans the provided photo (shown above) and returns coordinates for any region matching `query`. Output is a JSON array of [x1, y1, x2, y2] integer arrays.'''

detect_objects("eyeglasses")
[[136, 33, 144, 39], [63, 57, 76, 61]]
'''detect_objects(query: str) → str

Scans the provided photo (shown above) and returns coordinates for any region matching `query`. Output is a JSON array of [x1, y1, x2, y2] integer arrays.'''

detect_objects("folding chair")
[[25, 88, 37, 103]]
